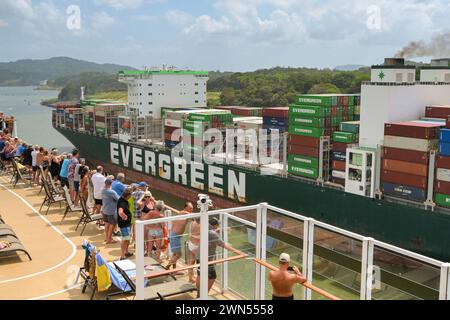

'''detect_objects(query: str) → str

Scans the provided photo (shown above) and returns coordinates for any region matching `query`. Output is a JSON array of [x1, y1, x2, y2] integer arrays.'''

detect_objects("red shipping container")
[[288, 135, 320, 148], [231, 107, 261, 116], [333, 142, 350, 152], [262, 107, 289, 118], [383, 147, 429, 165], [435, 180, 450, 195], [164, 126, 179, 135], [447, 116, 450, 129], [384, 122, 441, 139], [383, 159, 428, 177], [381, 170, 427, 189], [437, 155, 450, 169], [288, 145, 319, 158], [332, 178, 345, 187], [425, 105, 450, 118], [332, 160, 346, 171]]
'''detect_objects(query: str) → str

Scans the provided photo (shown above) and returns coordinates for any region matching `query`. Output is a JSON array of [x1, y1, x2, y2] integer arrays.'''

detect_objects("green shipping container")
[[288, 154, 319, 168], [348, 95, 355, 106], [289, 105, 331, 118], [289, 125, 325, 138], [333, 131, 356, 143], [288, 164, 319, 179], [340, 121, 360, 133], [96, 127, 106, 135], [435, 193, 450, 208], [289, 116, 327, 128], [295, 95, 334, 107]]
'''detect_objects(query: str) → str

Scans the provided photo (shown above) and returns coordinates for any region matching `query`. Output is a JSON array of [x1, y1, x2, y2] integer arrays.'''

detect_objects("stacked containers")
[[231, 107, 262, 117], [94, 103, 126, 135], [262, 107, 289, 133], [435, 129, 450, 208], [82, 106, 95, 134], [381, 121, 441, 202], [331, 121, 360, 186]]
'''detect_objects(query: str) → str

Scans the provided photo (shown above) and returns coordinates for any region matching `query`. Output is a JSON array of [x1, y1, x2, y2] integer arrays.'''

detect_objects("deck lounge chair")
[[61, 186, 82, 223], [0, 241, 32, 261], [39, 178, 66, 215], [0, 227, 18, 239], [12, 159, 33, 188], [76, 197, 102, 236], [112, 261, 197, 300]]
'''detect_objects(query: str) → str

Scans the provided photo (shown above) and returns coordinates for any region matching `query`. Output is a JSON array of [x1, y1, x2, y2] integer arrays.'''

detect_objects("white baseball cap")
[[279, 253, 290, 263]]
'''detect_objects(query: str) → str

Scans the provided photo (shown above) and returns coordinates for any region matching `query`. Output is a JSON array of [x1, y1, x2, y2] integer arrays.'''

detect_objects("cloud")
[[0, 0, 33, 19], [95, 0, 166, 10], [91, 11, 116, 30], [133, 14, 159, 22], [182, 0, 450, 48], [0, 19, 8, 28], [165, 10, 193, 26]]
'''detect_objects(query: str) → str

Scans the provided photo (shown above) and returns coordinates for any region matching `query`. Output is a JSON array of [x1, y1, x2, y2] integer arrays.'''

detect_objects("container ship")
[[52, 59, 450, 260]]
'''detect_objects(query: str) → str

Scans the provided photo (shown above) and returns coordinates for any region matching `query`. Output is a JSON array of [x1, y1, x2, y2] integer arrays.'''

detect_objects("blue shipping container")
[[263, 124, 288, 134], [440, 142, 450, 157], [440, 129, 450, 143], [165, 140, 179, 149], [263, 117, 289, 127], [382, 182, 426, 202], [332, 151, 346, 162]]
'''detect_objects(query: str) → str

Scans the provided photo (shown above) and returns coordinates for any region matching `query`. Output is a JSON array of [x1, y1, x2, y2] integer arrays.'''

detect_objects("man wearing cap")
[[268, 253, 307, 300]]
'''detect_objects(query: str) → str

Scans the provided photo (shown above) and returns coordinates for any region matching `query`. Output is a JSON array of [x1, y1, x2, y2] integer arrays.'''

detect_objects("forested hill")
[[208, 67, 370, 107], [0, 57, 133, 86]]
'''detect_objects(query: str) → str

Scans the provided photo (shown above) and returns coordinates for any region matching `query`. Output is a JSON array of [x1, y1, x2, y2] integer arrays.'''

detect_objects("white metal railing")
[[134, 201, 450, 300]]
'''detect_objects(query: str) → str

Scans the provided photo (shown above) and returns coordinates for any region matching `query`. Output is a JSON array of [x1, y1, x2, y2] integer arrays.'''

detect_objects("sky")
[[0, 0, 449, 71]]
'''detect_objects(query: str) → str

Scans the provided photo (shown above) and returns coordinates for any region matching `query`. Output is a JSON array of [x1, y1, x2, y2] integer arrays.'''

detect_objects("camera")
[[197, 194, 213, 211]]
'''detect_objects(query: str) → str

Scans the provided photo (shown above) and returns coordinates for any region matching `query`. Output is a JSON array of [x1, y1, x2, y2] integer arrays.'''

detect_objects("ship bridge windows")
[[445, 73, 450, 82], [396, 73, 403, 82], [407, 73, 415, 82]]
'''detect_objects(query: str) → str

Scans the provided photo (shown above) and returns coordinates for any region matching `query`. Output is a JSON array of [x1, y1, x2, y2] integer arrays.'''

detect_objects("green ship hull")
[[57, 127, 450, 261]]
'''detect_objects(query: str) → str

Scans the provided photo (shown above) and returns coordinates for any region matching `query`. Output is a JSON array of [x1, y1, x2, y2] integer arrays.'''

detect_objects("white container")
[[164, 119, 182, 128], [437, 168, 450, 183], [383, 135, 438, 152], [332, 170, 346, 179], [235, 119, 263, 131]]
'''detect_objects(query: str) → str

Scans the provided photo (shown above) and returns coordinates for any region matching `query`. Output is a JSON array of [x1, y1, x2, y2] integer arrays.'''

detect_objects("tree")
[[308, 83, 341, 94]]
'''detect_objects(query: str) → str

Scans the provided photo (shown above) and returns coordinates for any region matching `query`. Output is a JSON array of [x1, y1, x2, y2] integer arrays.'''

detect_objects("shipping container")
[[382, 183, 426, 202], [439, 142, 450, 157], [437, 155, 450, 169], [435, 193, 450, 208], [332, 177, 346, 186], [262, 107, 289, 118], [288, 135, 320, 148], [384, 122, 441, 139], [425, 105, 450, 118], [437, 168, 450, 183], [288, 145, 319, 158], [381, 170, 427, 189], [332, 142, 350, 153], [288, 154, 319, 168], [340, 121, 360, 133], [332, 151, 346, 162], [295, 94, 335, 107], [231, 107, 262, 117], [235, 119, 263, 130], [290, 105, 331, 118], [435, 180, 450, 195], [384, 135, 439, 152], [288, 164, 319, 179], [289, 125, 326, 138], [383, 147, 429, 165], [333, 132, 357, 143], [332, 170, 346, 179], [289, 116, 331, 128], [263, 124, 288, 134], [332, 160, 346, 171], [383, 159, 428, 177], [440, 128, 450, 143], [164, 119, 182, 128], [263, 117, 289, 127]]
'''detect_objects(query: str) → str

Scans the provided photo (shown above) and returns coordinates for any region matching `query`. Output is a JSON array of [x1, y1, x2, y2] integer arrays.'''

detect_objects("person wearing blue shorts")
[[165, 202, 194, 272], [117, 187, 134, 260]]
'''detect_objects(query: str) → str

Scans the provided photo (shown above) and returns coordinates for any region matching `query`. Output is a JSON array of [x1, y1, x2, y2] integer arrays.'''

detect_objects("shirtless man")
[[268, 253, 307, 300], [165, 202, 194, 271]]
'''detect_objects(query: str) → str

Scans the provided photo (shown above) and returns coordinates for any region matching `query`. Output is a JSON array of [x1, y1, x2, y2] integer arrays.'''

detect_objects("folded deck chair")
[[0, 228, 18, 239], [113, 262, 197, 300], [61, 186, 82, 223], [76, 199, 102, 236], [39, 178, 66, 215], [0, 239, 32, 261]]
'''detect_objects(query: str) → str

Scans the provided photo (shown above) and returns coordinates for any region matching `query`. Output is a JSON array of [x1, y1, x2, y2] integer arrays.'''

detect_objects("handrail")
[[254, 258, 341, 301]]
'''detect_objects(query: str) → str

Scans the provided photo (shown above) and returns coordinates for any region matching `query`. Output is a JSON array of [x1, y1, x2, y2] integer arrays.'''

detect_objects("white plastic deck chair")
[[61, 186, 82, 223]]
